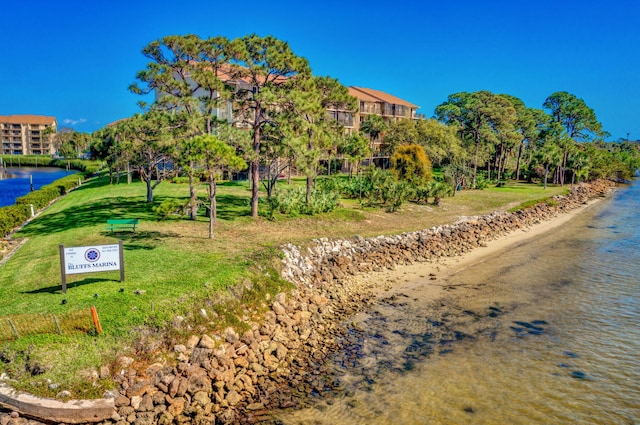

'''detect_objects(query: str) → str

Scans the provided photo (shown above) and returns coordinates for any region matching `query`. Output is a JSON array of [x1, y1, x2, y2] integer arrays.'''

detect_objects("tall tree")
[[339, 132, 370, 177], [280, 75, 356, 205], [230, 34, 311, 218], [112, 111, 182, 203], [543, 92, 603, 185], [130, 35, 237, 216], [415, 119, 465, 168], [533, 122, 568, 189], [543, 91, 603, 141], [187, 134, 246, 238], [380, 119, 419, 155], [436, 91, 517, 187]]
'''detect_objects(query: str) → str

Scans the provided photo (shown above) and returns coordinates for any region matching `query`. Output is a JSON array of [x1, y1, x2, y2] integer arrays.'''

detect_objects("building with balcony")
[[0, 115, 57, 155], [326, 86, 421, 135], [350, 86, 420, 126]]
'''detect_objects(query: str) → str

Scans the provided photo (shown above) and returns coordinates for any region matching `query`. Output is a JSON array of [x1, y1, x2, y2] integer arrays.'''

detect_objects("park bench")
[[106, 218, 139, 232]]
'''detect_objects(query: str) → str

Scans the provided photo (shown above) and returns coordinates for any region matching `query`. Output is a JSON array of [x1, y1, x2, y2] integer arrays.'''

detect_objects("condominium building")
[[157, 63, 422, 141], [328, 86, 421, 132], [0, 115, 57, 155]]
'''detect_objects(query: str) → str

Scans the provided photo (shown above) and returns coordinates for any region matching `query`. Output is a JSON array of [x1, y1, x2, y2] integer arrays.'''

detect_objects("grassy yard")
[[0, 173, 567, 397]]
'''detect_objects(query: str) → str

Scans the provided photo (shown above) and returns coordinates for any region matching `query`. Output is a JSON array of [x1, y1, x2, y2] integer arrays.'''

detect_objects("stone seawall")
[[0, 181, 617, 425], [281, 180, 616, 289]]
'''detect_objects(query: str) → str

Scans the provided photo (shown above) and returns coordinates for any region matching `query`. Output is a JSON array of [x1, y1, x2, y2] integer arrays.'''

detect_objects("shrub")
[[264, 184, 340, 218], [0, 204, 31, 237], [152, 199, 187, 220], [169, 176, 191, 184], [390, 144, 433, 186]]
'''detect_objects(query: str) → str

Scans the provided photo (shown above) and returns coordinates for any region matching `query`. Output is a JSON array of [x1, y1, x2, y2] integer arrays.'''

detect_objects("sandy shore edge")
[[354, 198, 605, 300]]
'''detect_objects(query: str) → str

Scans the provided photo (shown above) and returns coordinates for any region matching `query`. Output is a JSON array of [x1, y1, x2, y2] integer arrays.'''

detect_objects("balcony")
[[360, 102, 382, 115]]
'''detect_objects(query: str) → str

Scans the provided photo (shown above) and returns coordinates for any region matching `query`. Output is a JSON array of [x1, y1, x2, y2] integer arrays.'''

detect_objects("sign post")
[[59, 241, 125, 293]]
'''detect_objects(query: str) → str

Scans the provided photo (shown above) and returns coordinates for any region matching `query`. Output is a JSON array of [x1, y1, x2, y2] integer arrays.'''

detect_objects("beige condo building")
[[0, 114, 57, 155]]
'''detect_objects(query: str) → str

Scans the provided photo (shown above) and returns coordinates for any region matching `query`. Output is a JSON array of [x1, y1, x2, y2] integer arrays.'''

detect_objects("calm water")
[[0, 167, 77, 207], [279, 181, 640, 424]]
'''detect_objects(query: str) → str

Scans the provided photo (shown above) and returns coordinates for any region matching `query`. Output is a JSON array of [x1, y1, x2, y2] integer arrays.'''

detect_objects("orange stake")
[[90, 306, 103, 334]]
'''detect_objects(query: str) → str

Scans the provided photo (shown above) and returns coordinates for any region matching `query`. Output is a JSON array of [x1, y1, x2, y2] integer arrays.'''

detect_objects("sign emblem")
[[85, 248, 100, 262]]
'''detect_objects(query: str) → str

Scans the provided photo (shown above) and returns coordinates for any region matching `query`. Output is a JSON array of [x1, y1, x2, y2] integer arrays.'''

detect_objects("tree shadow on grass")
[[71, 175, 113, 192], [17, 197, 156, 236], [215, 194, 252, 220], [102, 230, 181, 251], [23, 277, 119, 295]]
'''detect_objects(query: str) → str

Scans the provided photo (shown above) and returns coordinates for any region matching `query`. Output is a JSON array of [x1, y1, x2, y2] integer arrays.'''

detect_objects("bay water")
[[0, 166, 76, 208], [278, 181, 640, 424]]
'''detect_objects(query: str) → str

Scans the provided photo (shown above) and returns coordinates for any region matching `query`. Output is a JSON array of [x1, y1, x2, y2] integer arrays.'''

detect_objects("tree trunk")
[[146, 176, 153, 203], [208, 176, 216, 239], [189, 163, 197, 220], [472, 131, 480, 188], [251, 159, 259, 217], [515, 140, 524, 180]]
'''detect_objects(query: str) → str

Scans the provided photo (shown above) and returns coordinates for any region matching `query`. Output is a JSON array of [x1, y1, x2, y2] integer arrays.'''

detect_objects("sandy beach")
[[351, 197, 605, 303]]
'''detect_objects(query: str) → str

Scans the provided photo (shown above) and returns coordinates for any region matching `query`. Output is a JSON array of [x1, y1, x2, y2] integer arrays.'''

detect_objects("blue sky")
[[1, 0, 638, 140]]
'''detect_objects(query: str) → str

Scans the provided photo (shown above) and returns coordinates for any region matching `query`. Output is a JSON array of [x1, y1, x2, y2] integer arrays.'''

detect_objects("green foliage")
[[0, 155, 54, 167], [152, 199, 187, 220], [429, 181, 454, 206], [474, 175, 491, 190], [265, 184, 340, 217], [344, 168, 413, 211], [543, 91, 603, 141], [360, 115, 387, 142], [508, 197, 559, 212], [0, 204, 31, 238], [169, 176, 192, 184]]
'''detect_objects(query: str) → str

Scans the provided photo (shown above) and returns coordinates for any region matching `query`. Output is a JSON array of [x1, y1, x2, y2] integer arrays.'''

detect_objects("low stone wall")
[[0, 180, 617, 425]]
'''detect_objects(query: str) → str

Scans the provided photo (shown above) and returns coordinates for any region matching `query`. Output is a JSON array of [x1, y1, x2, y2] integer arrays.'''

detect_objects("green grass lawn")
[[0, 173, 567, 397]]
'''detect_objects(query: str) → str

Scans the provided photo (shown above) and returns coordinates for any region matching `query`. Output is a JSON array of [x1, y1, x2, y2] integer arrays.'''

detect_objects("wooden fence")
[[0, 306, 102, 341]]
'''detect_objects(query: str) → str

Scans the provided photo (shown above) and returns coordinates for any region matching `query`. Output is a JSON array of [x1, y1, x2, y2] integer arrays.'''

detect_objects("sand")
[[358, 198, 605, 301]]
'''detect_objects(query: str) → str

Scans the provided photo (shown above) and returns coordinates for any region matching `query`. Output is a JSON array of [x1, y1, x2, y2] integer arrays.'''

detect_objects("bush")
[[0, 204, 31, 237], [264, 184, 340, 218], [390, 144, 433, 186], [152, 199, 187, 220], [169, 176, 191, 184]]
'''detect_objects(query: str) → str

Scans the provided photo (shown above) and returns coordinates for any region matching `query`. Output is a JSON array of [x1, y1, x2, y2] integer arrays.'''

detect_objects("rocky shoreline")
[[0, 180, 618, 425]]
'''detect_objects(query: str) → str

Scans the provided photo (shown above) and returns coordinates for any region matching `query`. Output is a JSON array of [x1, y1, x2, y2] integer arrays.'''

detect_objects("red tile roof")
[[349, 87, 418, 109], [0, 114, 57, 125]]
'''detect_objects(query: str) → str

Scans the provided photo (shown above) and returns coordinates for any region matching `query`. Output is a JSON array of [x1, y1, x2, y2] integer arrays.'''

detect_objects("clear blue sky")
[[2, 0, 638, 141]]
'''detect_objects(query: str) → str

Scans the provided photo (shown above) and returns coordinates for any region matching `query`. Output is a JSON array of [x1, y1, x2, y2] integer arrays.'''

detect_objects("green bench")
[[106, 218, 139, 232]]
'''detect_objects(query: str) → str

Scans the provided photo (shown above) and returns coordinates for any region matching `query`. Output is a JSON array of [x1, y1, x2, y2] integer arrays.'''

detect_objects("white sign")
[[63, 244, 121, 275]]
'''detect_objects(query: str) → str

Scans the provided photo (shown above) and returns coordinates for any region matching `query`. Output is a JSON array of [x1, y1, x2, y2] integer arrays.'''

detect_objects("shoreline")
[[365, 197, 606, 299]]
